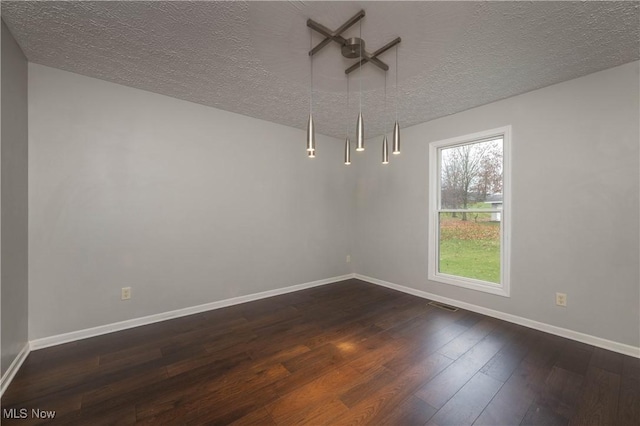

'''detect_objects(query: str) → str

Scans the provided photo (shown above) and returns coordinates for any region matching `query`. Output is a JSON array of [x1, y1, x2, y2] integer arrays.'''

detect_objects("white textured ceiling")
[[3, 1, 639, 139]]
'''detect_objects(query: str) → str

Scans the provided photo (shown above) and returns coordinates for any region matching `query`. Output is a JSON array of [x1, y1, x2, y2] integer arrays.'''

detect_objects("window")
[[428, 126, 511, 297]]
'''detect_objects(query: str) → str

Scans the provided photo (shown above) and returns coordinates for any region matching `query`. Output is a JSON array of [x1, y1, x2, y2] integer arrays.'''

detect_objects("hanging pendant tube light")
[[306, 29, 316, 154], [306, 114, 315, 153], [355, 20, 365, 152], [382, 72, 389, 164], [392, 121, 399, 154], [344, 138, 351, 164], [356, 114, 364, 151], [382, 136, 389, 164], [345, 76, 352, 165], [392, 44, 400, 155]]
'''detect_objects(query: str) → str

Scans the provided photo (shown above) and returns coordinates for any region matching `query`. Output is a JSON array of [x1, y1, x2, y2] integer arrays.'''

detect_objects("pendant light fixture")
[[306, 29, 316, 155], [382, 72, 389, 164], [305, 10, 401, 164], [392, 44, 401, 155], [345, 76, 351, 165], [356, 114, 364, 151], [355, 20, 365, 152], [307, 114, 315, 155], [382, 135, 389, 164], [344, 138, 351, 164]]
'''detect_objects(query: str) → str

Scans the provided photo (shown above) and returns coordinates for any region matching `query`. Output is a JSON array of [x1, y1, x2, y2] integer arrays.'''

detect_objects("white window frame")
[[428, 126, 511, 297]]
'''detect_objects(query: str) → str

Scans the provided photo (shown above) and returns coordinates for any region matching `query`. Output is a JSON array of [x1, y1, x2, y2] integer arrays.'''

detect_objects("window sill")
[[428, 272, 510, 297]]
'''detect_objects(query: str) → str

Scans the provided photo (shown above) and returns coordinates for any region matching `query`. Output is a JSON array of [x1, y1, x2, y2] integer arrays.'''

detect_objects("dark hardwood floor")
[[2, 279, 638, 425]]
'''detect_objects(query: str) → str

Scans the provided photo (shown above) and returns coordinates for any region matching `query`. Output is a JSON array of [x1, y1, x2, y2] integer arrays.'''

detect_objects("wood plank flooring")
[[1, 279, 638, 425]]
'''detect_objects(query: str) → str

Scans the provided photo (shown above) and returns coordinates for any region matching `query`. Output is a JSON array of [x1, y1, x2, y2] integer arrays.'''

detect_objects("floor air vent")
[[427, 301, 459, 312]]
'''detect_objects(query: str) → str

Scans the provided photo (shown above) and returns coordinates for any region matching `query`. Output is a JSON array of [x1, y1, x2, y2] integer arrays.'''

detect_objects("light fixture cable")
[[392, 44, 400, 154], [382, 71, 389, 164], [345, 75, 351, 165], [347, 76, 350, 136], [356, 20, 365, 151], [307, 28, 316, 155]]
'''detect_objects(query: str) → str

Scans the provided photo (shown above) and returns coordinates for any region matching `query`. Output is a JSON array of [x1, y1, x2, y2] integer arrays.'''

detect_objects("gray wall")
[[28, 64, 354, 340], [354, 61, 640, 347], [24, 57, 640, 348], [1, 20, 29, 375]]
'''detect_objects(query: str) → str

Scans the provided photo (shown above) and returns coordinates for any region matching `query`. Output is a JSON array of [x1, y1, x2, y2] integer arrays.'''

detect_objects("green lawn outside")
[[439, 215, 500, 283]]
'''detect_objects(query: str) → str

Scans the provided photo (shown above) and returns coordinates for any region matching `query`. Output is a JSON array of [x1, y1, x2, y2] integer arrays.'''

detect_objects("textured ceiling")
[[2, 1, 639, 139]]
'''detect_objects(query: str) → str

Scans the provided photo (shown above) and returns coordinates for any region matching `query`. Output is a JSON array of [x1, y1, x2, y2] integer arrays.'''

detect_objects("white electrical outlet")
[[121, 287, 131, 300], [346, 255, 351, 263], [556, 292, 567, 307]]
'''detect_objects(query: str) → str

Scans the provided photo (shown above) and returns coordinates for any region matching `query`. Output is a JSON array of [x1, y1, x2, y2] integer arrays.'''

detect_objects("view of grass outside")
[[438, 206, 501, 284], [436, 137, 504, 285]]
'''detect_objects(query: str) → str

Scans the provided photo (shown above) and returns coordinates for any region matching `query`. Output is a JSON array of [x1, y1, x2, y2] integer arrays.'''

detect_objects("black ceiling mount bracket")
[[306, 10, 401, 75]]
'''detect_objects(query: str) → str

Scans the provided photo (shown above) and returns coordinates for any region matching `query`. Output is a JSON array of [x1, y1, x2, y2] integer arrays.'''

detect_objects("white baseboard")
[[30, 273, 355, 351], [355, 274, 640, 358], [25, 271, 639, 359], [1, 342, 30, 398]]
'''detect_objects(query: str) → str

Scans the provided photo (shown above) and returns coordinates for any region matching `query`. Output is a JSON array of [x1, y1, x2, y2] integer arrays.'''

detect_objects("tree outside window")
[[429, 127, 511, 297]]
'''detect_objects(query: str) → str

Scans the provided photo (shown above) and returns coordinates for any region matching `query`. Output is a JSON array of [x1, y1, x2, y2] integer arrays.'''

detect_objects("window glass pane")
[[440, 138, 503, 210], [438, 212, 500, 284]]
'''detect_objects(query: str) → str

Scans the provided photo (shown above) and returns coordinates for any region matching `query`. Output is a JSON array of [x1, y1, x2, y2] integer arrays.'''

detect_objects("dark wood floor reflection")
[[2, 279, 638, 425]]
